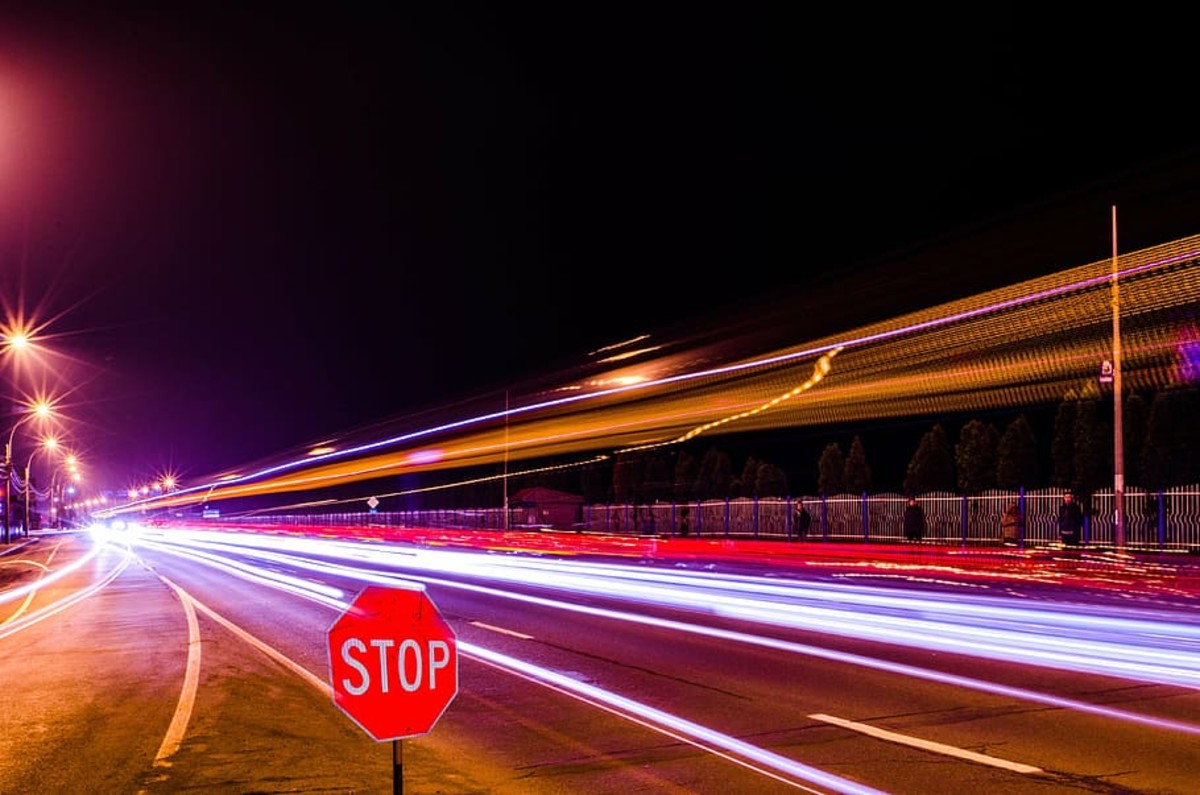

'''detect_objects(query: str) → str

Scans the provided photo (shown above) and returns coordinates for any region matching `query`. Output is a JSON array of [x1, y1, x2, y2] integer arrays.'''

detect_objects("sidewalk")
[[0, 535, 35, 557]]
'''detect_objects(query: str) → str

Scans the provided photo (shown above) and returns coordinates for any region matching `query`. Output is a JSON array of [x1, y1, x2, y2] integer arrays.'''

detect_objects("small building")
[[510, 486, 585, 529]]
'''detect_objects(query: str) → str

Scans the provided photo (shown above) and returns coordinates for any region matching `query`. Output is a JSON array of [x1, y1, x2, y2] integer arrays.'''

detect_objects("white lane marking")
[[467, 643, 887, 794], [139, 552, 878, 794], [808, 713, 1044, 774], [154, 576, 203, 766], [179, 587, 331, 696], [470, 620, 534, 639]]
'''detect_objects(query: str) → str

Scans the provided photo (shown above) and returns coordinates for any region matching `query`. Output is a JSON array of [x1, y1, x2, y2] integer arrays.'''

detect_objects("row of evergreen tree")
[[568, 385, 1200, 504]]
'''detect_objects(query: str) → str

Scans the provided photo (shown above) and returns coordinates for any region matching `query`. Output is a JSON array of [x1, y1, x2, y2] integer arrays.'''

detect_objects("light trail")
[[105, 234, 1200, 515], [125, 527, 1200, 736], [0, 532, 133, 638], [1, 532, 113, 606], [135, 530, 884, 794], [464, 642, 888, 794]]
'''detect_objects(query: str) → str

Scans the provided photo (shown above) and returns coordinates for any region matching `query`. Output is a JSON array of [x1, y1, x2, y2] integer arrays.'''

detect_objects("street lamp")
[[49, 454, 80, 529], [1111, 206, 1126, 549], [24, 436, 59, 537], [4, 400, 55, 543]]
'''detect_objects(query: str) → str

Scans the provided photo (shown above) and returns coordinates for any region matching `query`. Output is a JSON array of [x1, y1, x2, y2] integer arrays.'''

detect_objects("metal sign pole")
[[393, 739, 403, 795]]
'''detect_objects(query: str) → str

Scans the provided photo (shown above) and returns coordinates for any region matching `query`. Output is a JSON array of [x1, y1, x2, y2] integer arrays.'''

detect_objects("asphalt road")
[[2, 527, 1198, 794]]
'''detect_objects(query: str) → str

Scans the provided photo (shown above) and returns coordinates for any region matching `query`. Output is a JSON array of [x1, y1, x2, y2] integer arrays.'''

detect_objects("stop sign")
[[328, 586, 458, 741]]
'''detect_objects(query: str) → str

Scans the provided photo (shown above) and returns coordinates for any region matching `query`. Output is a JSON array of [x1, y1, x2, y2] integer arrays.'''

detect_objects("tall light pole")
[[503, 389, 510, 531], [1112, 205, 1126, 549], [24, 436, 59, 538], [4, 400, 54, 543], [49, 454, 79, 530]]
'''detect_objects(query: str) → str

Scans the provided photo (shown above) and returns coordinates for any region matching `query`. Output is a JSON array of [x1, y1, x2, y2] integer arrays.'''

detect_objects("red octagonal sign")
[[328, 586, 458, 742]]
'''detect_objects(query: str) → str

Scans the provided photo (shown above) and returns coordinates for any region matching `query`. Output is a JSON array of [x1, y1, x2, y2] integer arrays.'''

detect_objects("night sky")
[[2, 5, 1199, 494]]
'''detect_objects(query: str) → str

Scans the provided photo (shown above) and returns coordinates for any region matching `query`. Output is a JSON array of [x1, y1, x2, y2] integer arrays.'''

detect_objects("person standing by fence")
[[794, 499, 811, 540], [1058, 492, 1084, 546], [903, 496, 926, 542]]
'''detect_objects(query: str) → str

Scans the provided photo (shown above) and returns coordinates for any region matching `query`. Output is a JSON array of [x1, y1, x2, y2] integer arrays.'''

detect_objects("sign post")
[[328, 586, 458, 793]]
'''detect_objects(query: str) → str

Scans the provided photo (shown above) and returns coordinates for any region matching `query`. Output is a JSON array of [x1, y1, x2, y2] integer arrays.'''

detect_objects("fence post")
[[724, 497, 731, 538], [786, 497, 793, 541], [1018, 486, 1026, 548], [753, 496, 760, 540], [1158, 490, 1166, 548], [961, 493, 968, 547], [821, 494, 828, 542], [861, 492, 868, 542]]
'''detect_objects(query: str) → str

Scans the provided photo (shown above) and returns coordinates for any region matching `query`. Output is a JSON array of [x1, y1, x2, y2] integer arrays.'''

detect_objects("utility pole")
[[1112, 205, 1126, 549], [503, 389, 510, 531], [2, 443, 9, 544]]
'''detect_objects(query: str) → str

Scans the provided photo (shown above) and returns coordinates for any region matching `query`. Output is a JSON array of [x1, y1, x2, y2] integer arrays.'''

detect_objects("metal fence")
[[245, 485, 1200, 551]]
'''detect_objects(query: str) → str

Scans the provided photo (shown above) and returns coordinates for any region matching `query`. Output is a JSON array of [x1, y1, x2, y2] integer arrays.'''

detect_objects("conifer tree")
[[903, 423, 955, 494], [843, 435, 873, 494], [996, 413, 1039, 489], [955, 419, 999, 494], [817, 442, 846, 495]]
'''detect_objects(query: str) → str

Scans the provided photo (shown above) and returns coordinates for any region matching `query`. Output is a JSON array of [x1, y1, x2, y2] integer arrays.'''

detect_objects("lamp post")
[[49, 455, 79, 530], [24, 436, 59, 538], [4, 401, 54, 543], [1111, 206, 1126, 549]]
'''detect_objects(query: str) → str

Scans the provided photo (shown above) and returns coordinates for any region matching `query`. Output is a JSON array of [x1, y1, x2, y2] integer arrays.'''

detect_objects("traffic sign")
[[366, 496, 380, 510], [328, 586, 458, 742]]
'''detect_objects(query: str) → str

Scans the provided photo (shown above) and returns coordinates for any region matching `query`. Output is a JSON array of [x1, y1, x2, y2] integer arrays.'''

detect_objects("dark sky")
[[2, 5, 1198, 493]]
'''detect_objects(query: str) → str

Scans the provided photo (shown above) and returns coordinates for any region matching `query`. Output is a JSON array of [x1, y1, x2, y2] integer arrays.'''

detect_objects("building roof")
[[510, 486, 585, 505]]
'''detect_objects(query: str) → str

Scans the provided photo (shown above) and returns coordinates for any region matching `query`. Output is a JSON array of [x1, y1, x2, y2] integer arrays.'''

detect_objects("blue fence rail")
[[247, 486, 1200, 552]]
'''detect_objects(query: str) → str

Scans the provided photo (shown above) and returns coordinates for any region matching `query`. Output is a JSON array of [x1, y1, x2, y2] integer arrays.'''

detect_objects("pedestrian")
[[1001, 500, 1023, 546], [1058, 492, 1084, 546], [903, 496, 926, 542], [794, 499, 812, 540]]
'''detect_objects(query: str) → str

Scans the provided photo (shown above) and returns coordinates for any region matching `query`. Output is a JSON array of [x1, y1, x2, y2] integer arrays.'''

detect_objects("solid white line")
[[469, 644, 887, 794], [470, 620, 534, 639], [808, 713, 1044, 774], [154, 576, 203, 766], [186, 590, 331, 696], [135, 545, 880, 793]]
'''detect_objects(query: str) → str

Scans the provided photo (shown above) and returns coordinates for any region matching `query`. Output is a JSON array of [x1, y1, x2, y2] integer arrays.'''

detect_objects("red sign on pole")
[[328, 586, 458, 742]]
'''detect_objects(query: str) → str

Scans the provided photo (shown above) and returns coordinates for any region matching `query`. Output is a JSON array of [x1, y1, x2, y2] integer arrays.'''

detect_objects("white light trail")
[[127, 528, 1200, 736]]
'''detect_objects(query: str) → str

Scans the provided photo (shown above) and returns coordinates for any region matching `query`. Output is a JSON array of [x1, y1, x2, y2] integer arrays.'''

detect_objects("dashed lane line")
[[808, 713, 1044, 774]]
